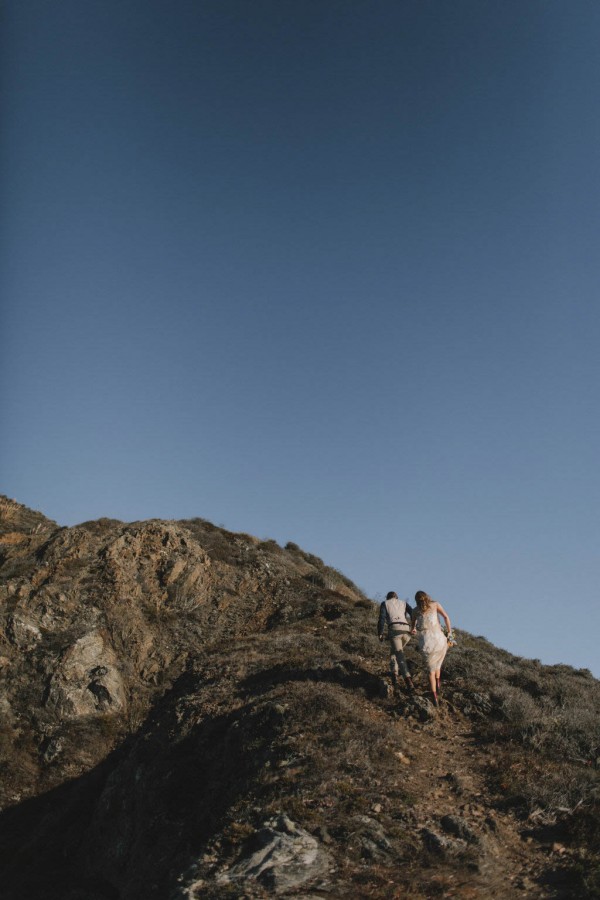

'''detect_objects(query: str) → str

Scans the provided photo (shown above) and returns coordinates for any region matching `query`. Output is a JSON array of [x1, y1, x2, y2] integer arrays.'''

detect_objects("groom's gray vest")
[[378, 597, 412, 637]]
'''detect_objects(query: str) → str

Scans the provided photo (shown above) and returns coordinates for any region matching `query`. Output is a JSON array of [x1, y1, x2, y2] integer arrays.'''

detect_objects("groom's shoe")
[[404, 676, 416, 693]]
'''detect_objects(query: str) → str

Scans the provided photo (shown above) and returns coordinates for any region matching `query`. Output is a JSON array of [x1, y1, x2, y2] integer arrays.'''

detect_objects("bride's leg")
[[428, 669, 437, 697]]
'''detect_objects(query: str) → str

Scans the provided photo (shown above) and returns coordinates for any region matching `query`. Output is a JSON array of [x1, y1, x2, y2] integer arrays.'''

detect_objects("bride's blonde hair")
[[415, 590, 433, 612]]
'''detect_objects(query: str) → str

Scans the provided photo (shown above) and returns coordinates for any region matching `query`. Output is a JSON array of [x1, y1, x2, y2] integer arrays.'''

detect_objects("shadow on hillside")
[[239, 661, 387, 700], [0, 748, 123, 900], [0, 669, 284, 900]]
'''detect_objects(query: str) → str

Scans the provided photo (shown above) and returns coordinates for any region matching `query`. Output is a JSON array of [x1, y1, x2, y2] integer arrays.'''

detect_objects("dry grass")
[[441, 628, 600, 891], [2, 502, 600, 897]]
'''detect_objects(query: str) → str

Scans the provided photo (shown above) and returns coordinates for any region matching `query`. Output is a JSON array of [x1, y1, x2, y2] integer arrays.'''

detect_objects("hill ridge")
[[0, 501, 598, 898]]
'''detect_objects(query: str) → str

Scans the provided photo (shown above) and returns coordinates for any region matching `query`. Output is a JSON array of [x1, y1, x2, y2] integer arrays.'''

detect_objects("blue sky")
[[2, 1, 599, 675]]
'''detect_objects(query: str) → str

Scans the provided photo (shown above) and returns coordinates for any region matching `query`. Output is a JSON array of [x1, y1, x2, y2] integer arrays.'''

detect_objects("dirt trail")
[[381, 692, 566, 899]]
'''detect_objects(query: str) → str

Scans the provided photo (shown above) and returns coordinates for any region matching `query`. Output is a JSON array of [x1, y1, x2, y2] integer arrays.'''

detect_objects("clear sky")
[[2, 1, 599, 675]]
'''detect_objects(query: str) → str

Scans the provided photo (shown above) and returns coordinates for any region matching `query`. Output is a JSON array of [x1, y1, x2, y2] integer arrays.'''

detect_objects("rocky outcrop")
[[0, 499, 370, 898], [45, 630, 126, 718], [213, 815, 333, 894], [0, 498, 599, 900]]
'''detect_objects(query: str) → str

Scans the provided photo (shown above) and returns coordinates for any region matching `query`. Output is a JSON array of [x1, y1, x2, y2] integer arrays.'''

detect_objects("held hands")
[[378, 634, 384, 642]]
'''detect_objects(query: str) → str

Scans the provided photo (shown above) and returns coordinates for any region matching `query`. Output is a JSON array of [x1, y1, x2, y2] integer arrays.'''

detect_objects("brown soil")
[[0, 497, 597, 899]]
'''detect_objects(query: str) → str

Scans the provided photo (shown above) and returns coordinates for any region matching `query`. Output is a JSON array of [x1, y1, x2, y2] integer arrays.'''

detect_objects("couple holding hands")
[[378, 590, 454, 707]]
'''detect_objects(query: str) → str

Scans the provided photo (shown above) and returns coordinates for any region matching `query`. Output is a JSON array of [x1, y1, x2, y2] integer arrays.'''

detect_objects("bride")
[[411, 590, 452, 707]]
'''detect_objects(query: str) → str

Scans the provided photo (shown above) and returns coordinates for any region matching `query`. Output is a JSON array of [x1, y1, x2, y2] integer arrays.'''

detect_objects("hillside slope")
[[0, 497, 599, 899]]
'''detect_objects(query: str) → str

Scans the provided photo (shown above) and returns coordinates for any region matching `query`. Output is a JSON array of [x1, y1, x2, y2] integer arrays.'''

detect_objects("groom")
[[378, 591, 416, 693]]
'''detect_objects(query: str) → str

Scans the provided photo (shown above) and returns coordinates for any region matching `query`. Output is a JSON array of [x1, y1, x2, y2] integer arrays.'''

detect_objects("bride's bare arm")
[[435, 602, 451, 633]]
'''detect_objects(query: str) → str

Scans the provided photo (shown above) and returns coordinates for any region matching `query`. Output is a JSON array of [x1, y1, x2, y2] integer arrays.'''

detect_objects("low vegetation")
[[0, 496, 599, 898]]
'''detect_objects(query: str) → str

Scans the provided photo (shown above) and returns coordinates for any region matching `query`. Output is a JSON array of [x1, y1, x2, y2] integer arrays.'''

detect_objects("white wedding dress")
[[417, 608, 448, 671]]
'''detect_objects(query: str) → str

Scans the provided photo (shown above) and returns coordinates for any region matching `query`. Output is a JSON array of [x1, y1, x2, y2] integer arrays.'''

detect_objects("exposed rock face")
[[0, 498, 365, 898], [45, 630, 126, 718], [213, 814, 332, 894], [0, 497, 599, 900]]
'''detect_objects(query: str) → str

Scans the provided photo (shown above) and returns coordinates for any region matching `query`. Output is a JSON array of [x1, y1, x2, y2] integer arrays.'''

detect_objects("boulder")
[[215, 815, 332, 894], [421, 827, 464, 857], [440, 814, 480, 845], [348, 814, 395, 862], [45, 630, 126, 718]]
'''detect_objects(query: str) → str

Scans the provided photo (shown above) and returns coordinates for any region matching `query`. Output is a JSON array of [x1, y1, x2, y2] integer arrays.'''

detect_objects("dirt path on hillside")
[[375, 690, 571, 899]]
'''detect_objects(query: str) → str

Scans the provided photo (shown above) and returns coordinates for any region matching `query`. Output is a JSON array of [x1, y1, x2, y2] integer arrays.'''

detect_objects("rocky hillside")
[[0, 497, 599, 899]]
